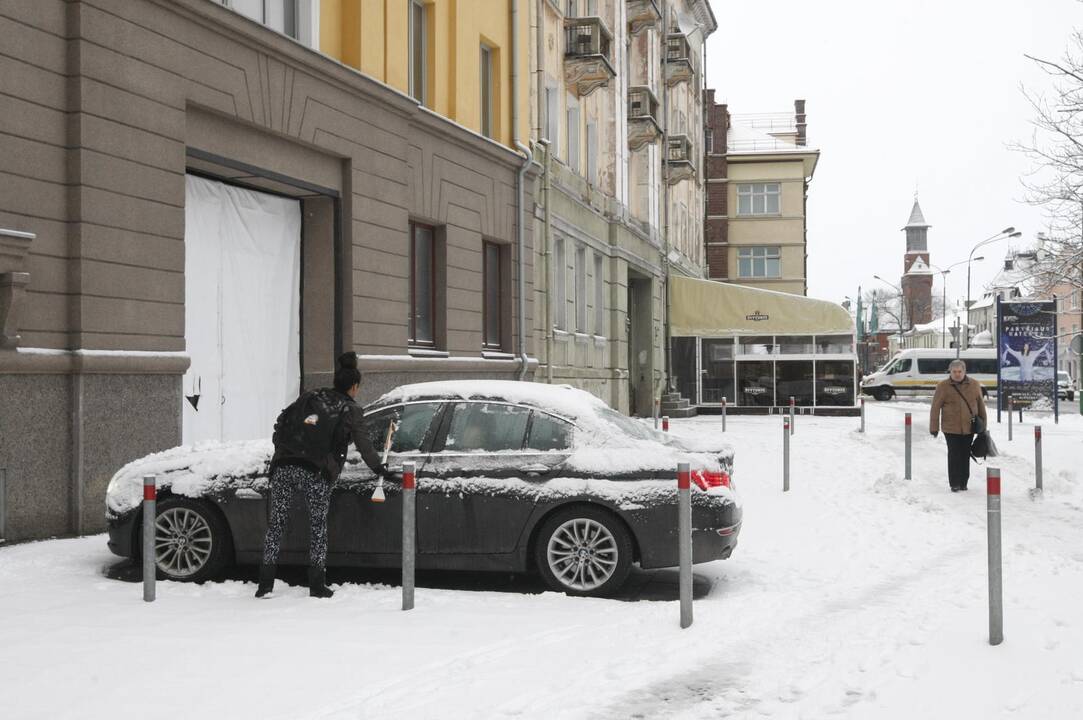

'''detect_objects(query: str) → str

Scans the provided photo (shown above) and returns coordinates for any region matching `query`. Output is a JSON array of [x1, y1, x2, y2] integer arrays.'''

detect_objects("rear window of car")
[[444, 402, 531, 452], [525, 412, 573, 451]]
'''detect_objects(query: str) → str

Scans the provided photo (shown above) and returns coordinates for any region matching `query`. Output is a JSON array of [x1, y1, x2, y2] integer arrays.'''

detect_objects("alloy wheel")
[[155, 507, 214, 578], [546, 518, 619, 591]]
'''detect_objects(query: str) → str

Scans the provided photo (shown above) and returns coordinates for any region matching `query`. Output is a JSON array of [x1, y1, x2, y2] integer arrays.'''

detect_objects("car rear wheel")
[[535, 507, 633, 597], [152, 498, 230, 582]]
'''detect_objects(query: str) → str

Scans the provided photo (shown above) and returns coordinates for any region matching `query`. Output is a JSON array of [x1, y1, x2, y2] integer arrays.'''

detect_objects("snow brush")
[[372, 420, 397, 503]]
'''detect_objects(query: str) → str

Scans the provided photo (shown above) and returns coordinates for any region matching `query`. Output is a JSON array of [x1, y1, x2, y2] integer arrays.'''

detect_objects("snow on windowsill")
[[407, 348, 450, 358], [16, 347, 190, 359]]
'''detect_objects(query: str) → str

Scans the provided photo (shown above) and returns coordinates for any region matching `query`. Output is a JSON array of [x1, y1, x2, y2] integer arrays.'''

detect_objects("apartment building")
[[531, 0, 715, 415]]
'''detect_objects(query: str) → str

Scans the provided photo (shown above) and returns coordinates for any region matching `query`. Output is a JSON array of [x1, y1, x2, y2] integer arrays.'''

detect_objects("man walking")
[[256, 352, 387, 598], [929, 359, 988, 492]]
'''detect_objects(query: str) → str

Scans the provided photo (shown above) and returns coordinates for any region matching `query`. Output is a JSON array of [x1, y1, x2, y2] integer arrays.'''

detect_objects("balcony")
[[627, 86, 661, 150], [626, 0, 661, 34], [564, 17, 616, 97], [665, 134, 695, 184], [664, 33, 694, 87]]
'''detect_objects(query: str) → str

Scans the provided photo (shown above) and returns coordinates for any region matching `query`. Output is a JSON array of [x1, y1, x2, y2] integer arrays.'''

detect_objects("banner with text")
[[998, 300, 1057, 410]]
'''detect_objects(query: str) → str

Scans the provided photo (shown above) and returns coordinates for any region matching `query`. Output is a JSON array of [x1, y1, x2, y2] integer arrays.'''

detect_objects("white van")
[[861, 348, 997, 401]]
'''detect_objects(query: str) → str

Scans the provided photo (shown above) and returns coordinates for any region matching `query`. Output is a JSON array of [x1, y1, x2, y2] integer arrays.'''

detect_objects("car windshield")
[[1059, 372, 1071, 381], [593, 407, 665, 444]]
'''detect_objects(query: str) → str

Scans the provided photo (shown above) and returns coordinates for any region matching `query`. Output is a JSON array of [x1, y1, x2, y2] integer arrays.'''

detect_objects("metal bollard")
[[783, 417, 791, 492], [654, 397, 660, 430], [904, 413, 912, 480], [721, 397, 727, 433], [662, 415, 670, 432], [789, 396, 796, 434], [677, 462, 693, 629], [859, 396, 866, 433], [0, 467, 7, 542], [1008, 397, 1013, 441], [987, 467, 1003, 645], [402, 462, 416, 611], [1034, 426, 1043, 493], [142, 475, 156, 602]]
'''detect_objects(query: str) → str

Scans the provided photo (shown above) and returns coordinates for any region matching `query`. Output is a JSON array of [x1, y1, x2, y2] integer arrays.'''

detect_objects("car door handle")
[[520, 463, 553, 476], [234, 488, 263, 500]]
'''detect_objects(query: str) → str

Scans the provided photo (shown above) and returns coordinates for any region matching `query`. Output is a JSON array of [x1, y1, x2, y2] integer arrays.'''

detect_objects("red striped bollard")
[[402, 461, 416, 611], [987, 467, 1003, 645], [677, 461, 692, 628], [789, 396, 795, 435], [904, 412, 912, 480], [1034, 426, 1043, 493], [143, 475, 156, 602], [662, 415, 670, 432]]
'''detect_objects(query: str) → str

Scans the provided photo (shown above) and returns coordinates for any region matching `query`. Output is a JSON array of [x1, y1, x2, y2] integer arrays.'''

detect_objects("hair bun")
[[337, 351, 358, 370]]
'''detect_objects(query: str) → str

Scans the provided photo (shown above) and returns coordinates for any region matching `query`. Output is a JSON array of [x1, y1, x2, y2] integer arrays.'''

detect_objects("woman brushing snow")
[[929, 359, 987, 492]]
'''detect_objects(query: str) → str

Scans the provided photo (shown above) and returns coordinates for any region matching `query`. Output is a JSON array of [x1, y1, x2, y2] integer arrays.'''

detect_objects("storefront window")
[[702, 339, 735, 403], [816, 334, 853, 354], [776, 361, 814, 406], [672, 337, 698, 404], [738, 336, 777, 355], [816, 360, 856, 406], [777, 335, 814, 354], [737, 361, 774, 406]]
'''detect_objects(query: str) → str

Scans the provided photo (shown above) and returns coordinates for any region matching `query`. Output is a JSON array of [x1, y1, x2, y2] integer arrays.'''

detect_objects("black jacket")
[[271, 389, 384, 482]]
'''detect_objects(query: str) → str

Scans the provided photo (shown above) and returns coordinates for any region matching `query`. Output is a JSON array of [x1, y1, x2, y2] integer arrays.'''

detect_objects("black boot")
[[308, 567, 334, 599], [255, 564, 276, 598]]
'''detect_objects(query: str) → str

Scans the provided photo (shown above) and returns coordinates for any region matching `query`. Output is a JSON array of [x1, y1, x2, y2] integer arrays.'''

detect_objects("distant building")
[[900, 198, 934, 327]]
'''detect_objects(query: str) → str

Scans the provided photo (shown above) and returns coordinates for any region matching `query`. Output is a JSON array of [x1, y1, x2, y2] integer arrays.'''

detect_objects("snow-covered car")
[[106, 381, 741, 597], [1057, 371, 1075, 401]]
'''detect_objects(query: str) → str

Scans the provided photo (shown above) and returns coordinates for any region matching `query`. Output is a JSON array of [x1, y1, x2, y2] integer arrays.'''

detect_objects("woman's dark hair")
[[333, 351, 362, 393]]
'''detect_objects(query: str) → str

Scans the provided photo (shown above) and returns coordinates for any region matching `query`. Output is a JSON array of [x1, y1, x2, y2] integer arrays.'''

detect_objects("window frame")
[[554, 236, 567, 330], [409, 0, 428, 105], [737, 245, 782, 278], [409, 221, 437, 348], [482, 240, 504, 350], [593, 252, 605, 336], [575, 245, 587, 333], [736, 182, 782, 217], [480, 43, 494, 138]]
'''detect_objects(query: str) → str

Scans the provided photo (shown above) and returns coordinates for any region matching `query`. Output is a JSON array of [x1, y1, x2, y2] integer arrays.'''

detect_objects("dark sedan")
[[106, 381, 741, 597]]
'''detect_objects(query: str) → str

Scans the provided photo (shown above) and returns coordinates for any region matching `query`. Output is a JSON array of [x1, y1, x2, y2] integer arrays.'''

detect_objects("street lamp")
[[930, 258, 983, 348], [965, 228, 1023, 352]]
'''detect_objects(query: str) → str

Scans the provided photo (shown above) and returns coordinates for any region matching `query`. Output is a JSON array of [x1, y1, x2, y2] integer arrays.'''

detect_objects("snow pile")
[[373, 380, 610, 420]]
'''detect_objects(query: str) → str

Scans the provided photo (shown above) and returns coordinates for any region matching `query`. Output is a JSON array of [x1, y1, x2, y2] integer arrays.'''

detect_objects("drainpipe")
[[512, 0, 532, 380], [661, 1, 671, 396], [542, 139, 553, 383]]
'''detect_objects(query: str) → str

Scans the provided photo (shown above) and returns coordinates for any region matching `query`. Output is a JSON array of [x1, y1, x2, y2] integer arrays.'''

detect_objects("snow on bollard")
[[402, 461, 416, 611], [987, 467, 1004, 646], [722, 396, 727, 433], [782, 417, 791, 492], [789, 396, 796, 435], [662, 415, 670, 433], [1034, 426, 1043, 494], [859, 396, 866, 433], [904, 413, 912, 480], [677, 462, 693, 629], [142, 475, 156, 603]]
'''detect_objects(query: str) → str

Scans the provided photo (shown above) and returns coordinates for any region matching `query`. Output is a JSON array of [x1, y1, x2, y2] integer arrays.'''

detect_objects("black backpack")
[[272, 390, 348, 472]]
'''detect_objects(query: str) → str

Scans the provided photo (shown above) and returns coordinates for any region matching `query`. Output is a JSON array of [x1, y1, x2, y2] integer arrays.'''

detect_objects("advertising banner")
[[997, 299, 1057, 411]]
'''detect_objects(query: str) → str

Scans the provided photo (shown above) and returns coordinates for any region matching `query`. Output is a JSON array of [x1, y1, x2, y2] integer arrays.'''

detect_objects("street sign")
[[1071, 334, 1083, 355]]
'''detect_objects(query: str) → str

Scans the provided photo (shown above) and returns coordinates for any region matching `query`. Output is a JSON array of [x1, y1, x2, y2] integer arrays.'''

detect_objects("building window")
[[565, 0, 578, 16], [585, 121, 597, 183], [575, 246, 588, 332], [545, 84, 560, 155], [566, 95, 580, 171], [410, 222, 436, 347], [480, 45, 494, 138], [593, 252, 605, 335], [705, 128, 714, 154], [554, 236, 567, 330], [216, 1, 318, 46], [737, 246, 781, 278], [409, 0, 427, 105], [737, 182, 781, 216], [483, 241, 503, 349]]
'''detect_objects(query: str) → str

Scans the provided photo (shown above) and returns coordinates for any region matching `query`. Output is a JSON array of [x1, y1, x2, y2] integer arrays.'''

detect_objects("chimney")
[[721, 103, 729, 153], [794, 99, 807, 147]]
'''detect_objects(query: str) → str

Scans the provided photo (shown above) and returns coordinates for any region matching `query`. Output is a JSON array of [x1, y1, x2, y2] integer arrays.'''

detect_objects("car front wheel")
[[535, 506, 633, 597], [872, 387, 893, 401], [151, 498, 231, 582]]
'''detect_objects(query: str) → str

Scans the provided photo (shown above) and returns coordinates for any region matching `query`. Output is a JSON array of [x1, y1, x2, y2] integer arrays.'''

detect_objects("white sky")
[[705, 0, 1082, 309]]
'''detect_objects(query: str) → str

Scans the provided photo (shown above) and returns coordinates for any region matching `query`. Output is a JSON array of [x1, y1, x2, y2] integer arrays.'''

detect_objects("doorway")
[[627, 274, 654, 415]]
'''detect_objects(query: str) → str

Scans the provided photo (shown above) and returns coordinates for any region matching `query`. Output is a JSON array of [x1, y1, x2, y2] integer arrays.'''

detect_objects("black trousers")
[[261, 464, 332, 568], [944, 433, 974, 489]]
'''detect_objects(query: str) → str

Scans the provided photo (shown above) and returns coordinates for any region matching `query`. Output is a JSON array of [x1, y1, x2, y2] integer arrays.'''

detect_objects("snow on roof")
[[372, 380, 609, 420], [726, 122, 812, 154], [903, 198, 930, 229]]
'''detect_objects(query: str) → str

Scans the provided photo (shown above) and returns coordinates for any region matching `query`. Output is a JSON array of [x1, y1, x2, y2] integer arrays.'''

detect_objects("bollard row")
[[143, 475, 156, 603]]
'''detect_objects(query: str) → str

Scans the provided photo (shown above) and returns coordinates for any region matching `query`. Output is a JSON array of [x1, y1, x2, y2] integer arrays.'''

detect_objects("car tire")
[[150, 497, 232, 582], [873, 387, 893, 401], [534, 506, 634, 598]]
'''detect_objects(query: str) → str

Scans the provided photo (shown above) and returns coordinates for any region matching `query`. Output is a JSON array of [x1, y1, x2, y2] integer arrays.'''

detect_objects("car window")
[[444, 402, 530, 452], [892, 359, 911, 374], [363, 403, 442, 453], [917, 358, 951, 374], [971, 359, 997, 374], [525, 411, 573, 451]]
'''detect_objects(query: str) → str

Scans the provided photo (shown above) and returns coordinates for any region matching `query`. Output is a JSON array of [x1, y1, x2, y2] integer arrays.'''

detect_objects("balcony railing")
[[664, 33, 694, 87], [564, 17, 616, 96], [627, 86, 661, 150], [626, 0, 661, 34], [665, 134, 695, 184]]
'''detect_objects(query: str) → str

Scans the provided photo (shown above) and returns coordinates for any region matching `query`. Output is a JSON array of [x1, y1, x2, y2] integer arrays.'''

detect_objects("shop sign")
[[823, 386, 848, 395], [745, 310, 770, 322], [744, 386, 767, 395]]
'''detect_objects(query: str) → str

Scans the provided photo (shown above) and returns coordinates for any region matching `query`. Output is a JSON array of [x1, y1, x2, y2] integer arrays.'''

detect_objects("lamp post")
[[931, 258, 982, 349], [965, 228, 1022, 351]]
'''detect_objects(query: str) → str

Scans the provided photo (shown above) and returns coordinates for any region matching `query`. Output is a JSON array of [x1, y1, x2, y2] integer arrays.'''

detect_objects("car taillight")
[[691, 469, 731, 490]]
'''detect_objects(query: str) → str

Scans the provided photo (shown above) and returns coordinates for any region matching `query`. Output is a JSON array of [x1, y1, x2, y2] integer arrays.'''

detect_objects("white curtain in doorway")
[[183, 174, 301, 444]]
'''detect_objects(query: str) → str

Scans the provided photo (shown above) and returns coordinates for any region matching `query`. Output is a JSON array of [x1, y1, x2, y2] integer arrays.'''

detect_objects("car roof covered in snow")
[[367, 380, 610, 420]]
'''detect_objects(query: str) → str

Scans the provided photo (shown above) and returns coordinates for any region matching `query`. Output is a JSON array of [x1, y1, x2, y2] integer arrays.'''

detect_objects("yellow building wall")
[[320, 0, 529, 149]]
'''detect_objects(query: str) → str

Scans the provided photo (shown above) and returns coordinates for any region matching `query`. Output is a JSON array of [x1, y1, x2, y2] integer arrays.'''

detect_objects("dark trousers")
[[261, 464, 332, 568], [944, 433, 974, 489]]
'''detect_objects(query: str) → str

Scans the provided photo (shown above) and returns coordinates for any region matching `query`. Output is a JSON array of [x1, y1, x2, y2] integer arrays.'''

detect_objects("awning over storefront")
[[670, 276, 853, 336]]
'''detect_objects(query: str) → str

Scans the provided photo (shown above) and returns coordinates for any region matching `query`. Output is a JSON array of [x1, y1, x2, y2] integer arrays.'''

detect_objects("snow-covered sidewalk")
[[2, 402, 1082, 719]]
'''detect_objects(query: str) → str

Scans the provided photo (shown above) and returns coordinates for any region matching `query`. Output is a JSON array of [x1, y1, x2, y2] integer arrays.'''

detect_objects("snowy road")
[[3, 403, 1083, 719]]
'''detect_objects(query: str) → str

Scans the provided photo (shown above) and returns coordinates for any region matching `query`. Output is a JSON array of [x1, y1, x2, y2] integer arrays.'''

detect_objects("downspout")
[[661, 1, 672, 396], [512, 0, 532, 380], [536, 0, 553, 384]]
